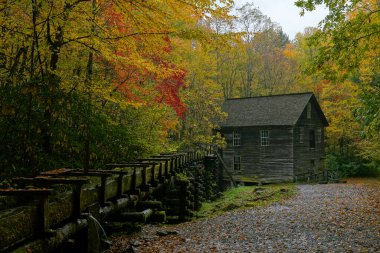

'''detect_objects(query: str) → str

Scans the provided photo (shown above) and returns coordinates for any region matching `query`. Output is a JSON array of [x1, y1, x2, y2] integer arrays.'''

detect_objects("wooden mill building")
[[219, 92, 329, 183]]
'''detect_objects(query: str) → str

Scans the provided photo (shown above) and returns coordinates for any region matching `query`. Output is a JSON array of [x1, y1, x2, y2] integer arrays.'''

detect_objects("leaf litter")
[[110, 179, 380, 253]]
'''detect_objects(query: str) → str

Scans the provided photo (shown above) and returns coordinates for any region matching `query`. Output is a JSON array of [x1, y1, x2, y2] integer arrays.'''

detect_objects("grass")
[[195, 184, 297, 218]]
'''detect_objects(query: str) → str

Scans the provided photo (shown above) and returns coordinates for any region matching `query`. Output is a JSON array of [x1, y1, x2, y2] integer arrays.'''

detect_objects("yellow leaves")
[[319, 80, 361, 145], [348, 0, 378, 19], [283, 43, 298, 59]]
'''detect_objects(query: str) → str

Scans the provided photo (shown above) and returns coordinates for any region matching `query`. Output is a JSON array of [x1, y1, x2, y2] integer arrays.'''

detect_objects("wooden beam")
[[12, 177, 89, 186], [138, 158, 172, 161], [40, 168, 74, 176], [119, 162, 158, 165], [0, 188, 53, 196], [63, 171, 113, 177], [106, 163, 152, 168], [80, 169, 131, 175]]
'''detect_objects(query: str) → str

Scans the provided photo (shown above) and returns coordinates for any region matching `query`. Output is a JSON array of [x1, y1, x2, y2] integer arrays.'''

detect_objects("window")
[[233, 131, 241, 146], [260, 130, 269, 146], [309, 130, 315, 148], [316, 128, 322, 144], [299, 127, 304, 144], [233, 156, 241, 170], [310, 160, 315, 172], [307, 103, 311, 119]]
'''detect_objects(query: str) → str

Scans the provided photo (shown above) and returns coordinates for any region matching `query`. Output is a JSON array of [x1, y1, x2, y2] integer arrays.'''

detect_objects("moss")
[[236, 176, 260, 183], [196, 184, 297, 218], [0, 206, 38, 249], [49, 193, 73, 226], [175, 173, 190, 183]]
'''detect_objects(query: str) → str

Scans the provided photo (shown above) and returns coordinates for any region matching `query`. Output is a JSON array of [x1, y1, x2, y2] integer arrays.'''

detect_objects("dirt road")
[[111, 179, 380, 253]]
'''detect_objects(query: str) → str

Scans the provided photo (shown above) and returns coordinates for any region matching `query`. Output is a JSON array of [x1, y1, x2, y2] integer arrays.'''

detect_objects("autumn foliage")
[[0, 0, 378, 178], [0, 0, 233, 177]]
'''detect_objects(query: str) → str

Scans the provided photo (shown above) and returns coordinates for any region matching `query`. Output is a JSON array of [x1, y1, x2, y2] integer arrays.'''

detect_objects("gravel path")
[[111, 179, 380, 253]]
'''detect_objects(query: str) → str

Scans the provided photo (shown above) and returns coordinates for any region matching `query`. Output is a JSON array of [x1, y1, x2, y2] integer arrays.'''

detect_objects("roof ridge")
[[225, 92, 314, 101]]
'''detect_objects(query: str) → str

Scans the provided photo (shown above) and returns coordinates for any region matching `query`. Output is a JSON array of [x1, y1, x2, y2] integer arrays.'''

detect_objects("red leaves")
[[155, 66, 187, 117], [96, 3, 187, 116], [101, 1, 129, 33]]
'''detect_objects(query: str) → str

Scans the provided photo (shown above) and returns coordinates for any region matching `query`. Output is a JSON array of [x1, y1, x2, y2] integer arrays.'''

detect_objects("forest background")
[[0, 0, 379, 179]]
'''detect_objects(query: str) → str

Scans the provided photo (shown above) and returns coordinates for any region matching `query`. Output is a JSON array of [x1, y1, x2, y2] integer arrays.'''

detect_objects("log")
[[101, 195, 138, 218], [136, 201, 162, 209], [13, 218, 88, 253], [119, 209, 153, 223]]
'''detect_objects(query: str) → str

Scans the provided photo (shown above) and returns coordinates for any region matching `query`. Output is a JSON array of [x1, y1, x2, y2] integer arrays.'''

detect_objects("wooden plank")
[[40, 168, 74, 176], [116, 162, 158, 165], [138, 158, 173, 161], [12, 177, 89, 186], [62, 171, 113, 177], [106, 163, 152, 168], [80, 169, 130, 175], [0, 188, 53, 196]]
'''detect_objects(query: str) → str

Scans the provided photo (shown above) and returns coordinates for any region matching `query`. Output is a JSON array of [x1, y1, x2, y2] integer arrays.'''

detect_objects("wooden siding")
[[293, 101, 326, 176], [220, 94, 328, 183], [221, 126, 294, 183]]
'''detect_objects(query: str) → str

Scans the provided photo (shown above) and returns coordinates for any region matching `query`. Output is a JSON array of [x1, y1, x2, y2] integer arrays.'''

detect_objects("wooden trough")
[[0, 151, 205, 252]]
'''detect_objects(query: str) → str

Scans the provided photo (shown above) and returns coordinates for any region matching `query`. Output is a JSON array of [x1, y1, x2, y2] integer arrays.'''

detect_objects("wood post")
[[165, 160, 169, 178], [131, 167, 138, 195], [150, 164, 159, 187], [158, 163, 164, 183]]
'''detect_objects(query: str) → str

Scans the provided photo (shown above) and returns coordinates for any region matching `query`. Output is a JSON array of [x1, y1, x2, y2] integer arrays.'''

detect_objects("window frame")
[[307, 102, 311, 119], [299, 127, 304, 144], [233, 156, 241, 170], [232, 131, 241, 146], [309, 129, 316, 149], [316, 128, 322, 144], [260, 130, 270, 147]]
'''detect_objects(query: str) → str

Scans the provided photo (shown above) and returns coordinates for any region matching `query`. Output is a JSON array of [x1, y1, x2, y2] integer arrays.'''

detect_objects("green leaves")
[[294, 0, 380, 164]]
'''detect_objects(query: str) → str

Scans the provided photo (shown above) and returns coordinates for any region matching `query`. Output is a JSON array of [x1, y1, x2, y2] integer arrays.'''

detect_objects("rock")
[[156, 230, 178, 236], [156, 230, 168, 236], [130, 240, 141, 247]]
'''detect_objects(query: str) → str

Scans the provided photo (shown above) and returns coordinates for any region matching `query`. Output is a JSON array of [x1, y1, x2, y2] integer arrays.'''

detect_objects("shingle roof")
[[221, 92, 328, 127]]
